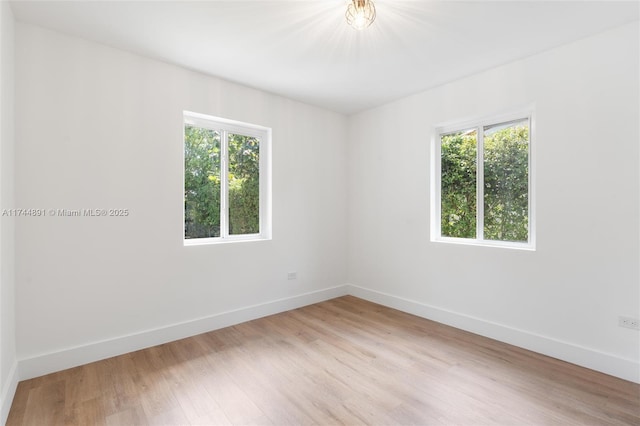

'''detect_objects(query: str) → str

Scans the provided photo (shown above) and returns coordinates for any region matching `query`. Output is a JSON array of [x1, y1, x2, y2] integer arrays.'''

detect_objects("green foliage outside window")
[[228, 134, 260, 235], [184, 127, 260, 239], [441, 121, 529, 243], [441, 130, 477, 239], [185, 126, 221, 238], [483, 124, 529, 242]]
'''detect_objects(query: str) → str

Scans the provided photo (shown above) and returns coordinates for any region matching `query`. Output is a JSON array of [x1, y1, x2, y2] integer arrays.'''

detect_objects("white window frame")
[[183, 111, 272, 246], [431, 110, 535, 250]]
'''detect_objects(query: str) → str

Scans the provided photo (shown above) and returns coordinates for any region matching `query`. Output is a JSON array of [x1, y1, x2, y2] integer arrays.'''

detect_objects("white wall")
[[10, 16, 639, 388], [347, 22, 639, 382], [0, 0, 17, 422], [15, 23, 348, 377]]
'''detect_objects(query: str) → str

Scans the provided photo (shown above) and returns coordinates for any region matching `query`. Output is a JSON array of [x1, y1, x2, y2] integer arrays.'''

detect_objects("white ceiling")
[[10, 0, 640, 114]]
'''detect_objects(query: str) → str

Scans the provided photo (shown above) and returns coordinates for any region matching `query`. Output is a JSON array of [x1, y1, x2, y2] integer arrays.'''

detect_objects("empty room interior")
[[0, 0, 639, 424]]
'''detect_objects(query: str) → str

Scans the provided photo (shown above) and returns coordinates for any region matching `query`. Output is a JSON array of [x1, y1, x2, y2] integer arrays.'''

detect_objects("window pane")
[[184, 126, 221, 238], [483, 119, 529, 242], [441, 129, 477, 238], [228, 133, 260, 235]]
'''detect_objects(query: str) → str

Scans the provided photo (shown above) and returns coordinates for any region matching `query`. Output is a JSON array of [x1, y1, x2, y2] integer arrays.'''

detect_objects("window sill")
[[432, 237, 535, 251], [184, 235, 271, 246]]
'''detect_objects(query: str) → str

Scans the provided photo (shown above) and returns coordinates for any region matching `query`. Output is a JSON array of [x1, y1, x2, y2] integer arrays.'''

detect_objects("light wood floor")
[[7, 296, 640, 425]]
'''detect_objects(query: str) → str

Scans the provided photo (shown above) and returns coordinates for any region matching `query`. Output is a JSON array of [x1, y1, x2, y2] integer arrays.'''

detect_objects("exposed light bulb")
[[345, 0, 376, 30]]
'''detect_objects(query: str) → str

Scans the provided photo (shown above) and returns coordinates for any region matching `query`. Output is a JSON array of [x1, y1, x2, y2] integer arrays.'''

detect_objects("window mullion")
[[477, 126, 484, 242], [220, 130, 229, 238]]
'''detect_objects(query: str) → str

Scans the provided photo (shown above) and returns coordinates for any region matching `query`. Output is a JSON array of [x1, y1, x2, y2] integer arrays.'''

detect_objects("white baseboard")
[[15, 282, 639, 387], [346, 284, 640, 384], [1, 361, 18, 425], [19, 284, 349, 381]]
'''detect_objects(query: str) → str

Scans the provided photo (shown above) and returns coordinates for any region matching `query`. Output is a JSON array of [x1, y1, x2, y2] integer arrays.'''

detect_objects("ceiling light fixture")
[[345, 0, 376, 30]]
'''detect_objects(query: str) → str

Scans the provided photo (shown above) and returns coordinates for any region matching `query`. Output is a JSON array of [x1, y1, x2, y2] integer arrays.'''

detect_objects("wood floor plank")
[[21, 380, 66, 426], [7, 296, 640, 425], [63, 397, 108, 426], [104, 406, 147, 426]]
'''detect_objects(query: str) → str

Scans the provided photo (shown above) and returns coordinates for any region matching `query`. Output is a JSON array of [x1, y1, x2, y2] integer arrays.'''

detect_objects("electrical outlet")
[[287, 272, 297, 280], [618, 316, 640, 330]]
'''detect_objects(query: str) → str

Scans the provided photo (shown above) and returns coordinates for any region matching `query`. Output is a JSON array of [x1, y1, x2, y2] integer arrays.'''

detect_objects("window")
[[432, 112, 534, 249], [184, 111, 271, 244]]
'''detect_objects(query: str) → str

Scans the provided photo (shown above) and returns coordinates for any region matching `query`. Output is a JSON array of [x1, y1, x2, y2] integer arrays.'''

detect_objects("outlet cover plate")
[[619, 316, 640, 330]]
